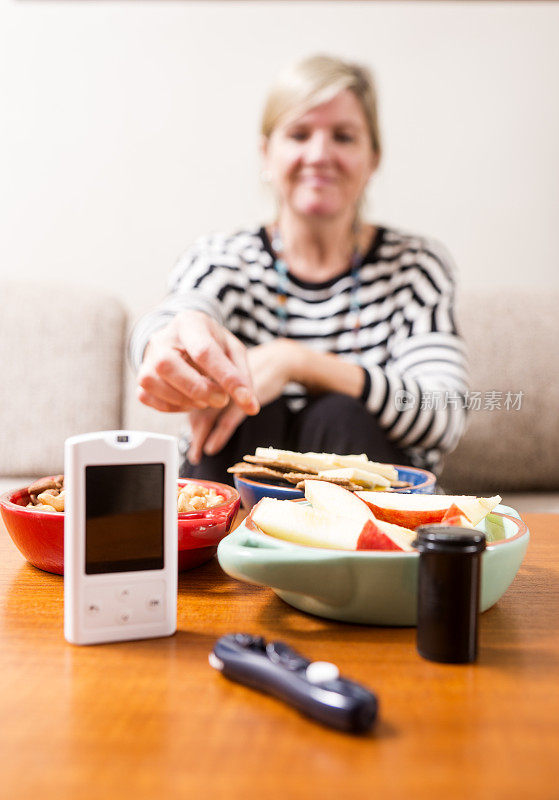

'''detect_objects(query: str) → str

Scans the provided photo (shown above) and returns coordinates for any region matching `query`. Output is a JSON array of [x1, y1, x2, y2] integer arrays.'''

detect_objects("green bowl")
[[217, 505, 529, 626]]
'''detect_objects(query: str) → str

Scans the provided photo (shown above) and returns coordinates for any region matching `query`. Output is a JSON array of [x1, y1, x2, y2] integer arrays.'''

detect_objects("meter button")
[[118, 610, 132, 624], [146, 595, 164, 613], [87, 603, 101, 616]]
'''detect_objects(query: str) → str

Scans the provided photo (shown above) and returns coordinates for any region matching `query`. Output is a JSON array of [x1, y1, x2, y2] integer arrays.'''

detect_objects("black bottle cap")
[[413, 525, 486, 555]]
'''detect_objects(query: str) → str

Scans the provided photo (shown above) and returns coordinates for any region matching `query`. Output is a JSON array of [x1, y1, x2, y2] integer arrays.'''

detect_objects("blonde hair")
[[261, 54, 382, 160]]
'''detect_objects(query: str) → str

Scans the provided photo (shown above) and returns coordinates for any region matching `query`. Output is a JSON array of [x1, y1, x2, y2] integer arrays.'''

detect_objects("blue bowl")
[[234, 464, 436, 511]]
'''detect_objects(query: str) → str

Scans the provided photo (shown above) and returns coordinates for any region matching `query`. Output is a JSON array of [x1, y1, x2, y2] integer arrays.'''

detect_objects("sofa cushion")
[[0, 282, 126, 476], [440, 288, 559, 492]]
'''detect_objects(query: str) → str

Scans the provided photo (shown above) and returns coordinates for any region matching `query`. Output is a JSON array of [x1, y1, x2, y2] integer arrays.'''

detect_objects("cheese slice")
[[330, 455, 398, 481], [254, 447, 398, 481], [254, 447, 339, 472], [318, 468, 391, 489]]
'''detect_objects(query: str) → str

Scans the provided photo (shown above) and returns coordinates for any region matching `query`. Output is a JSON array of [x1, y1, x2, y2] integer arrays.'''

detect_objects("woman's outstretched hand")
[[136, 310, 260, 416], [186, 339, 299, 463]]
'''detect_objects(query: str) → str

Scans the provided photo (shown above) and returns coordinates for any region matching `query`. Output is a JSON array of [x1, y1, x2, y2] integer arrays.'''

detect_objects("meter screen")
[[85, 463, 164, 574]]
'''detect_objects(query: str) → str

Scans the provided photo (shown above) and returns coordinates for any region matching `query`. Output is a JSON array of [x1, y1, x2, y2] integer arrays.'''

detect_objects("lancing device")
[[209, 634, 378, 734]]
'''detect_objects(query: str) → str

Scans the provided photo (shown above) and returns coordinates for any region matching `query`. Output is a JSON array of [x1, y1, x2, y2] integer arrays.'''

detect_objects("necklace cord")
[[270, 223, 365, 353]]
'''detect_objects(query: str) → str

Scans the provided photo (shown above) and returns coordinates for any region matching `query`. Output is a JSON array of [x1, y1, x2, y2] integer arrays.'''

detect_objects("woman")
[[130, 54, 468, 483]]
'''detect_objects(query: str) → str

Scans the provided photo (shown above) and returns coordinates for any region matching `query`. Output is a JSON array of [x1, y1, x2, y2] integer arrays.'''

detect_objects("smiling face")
[[262, 89, 378, 221]]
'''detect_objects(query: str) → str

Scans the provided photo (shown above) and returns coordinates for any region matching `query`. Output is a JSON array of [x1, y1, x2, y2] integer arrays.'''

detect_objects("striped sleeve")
[[362, 243, 469, 461], [128, 235, 242, 371]]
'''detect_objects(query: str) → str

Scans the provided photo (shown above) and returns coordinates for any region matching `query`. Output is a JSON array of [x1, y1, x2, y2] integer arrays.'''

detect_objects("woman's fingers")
[[187, 408, 221, 464], [178, 316, 259, 414], [136, 387, 190, 413], [139, 347, 227, 410], [161, 350, 229, 407], [137, 310, 260, 416], [138, 359, 205, 409], [203, 403, 247, 456], [223, 331, 260, 414]]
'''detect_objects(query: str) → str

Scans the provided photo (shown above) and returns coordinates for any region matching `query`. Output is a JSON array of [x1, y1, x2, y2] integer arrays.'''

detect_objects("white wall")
[[1, 1, 558, 316]]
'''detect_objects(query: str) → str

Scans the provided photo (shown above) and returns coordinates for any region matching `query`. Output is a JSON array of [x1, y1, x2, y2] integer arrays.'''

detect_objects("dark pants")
[[181, 393, 413, 485]]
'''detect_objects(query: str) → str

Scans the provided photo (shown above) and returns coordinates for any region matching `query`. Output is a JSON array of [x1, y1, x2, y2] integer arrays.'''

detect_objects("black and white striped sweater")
[[129, 225, 469, 473]]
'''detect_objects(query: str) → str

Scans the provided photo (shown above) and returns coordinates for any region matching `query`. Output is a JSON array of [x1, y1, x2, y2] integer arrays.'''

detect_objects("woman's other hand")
[[187, 339, 299, 463], [247, 338, 300, 407], [136, 310, 260, 415]]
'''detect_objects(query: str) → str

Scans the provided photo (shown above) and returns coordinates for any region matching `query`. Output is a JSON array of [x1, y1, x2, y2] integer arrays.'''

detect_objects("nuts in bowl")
[[176, 479, 240, 570], [25, 474, 65, 512], [177, 482, 226, 513], [0, 476, 240, 574], [23, 475, 230, 515]]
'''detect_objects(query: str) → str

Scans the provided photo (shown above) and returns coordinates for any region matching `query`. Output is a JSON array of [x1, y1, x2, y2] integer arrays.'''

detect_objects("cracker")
[[227, 463, 291, 482], [295, 477, 362, 492], [281, 472, 320, 485], [243, 455, 319, 474]]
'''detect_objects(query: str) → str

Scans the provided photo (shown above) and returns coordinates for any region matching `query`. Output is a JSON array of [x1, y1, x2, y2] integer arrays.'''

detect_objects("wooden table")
[[0, 514, 558, 800]]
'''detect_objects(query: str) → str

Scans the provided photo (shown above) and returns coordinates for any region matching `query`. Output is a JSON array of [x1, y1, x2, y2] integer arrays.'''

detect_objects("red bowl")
[[177, 479, 240, 570], [0, 477, 240, 575]]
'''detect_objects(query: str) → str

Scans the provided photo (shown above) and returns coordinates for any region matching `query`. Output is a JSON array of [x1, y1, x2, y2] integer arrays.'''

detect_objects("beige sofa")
[[2, 280, 558, 513]]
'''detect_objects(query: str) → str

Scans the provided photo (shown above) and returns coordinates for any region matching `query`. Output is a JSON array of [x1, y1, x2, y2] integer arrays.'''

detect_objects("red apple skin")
[[356, 520, 405, 551], [357, 501, 445, 530], [440, 504, 471, 527]]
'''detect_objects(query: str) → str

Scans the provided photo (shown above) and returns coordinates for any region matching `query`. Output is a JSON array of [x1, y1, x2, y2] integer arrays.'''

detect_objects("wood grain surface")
[[0, 514, 557, 800]]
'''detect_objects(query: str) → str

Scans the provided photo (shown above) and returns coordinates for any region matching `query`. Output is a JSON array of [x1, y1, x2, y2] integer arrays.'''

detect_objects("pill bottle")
[[413, 526, 486, 663]]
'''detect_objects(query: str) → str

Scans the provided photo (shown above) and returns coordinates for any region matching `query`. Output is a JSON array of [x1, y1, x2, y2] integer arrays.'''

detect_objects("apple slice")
[[356, 519, 416, 551], [440, 503, 475, 529], [356, 492, 501, 529], [483, 513, 507, 542], [247, 497, 373, 550], [304, 480, 415, 551], [304, 479, 372, 524], [249, 495, 414, 552], [453, 496, 502, 527]]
